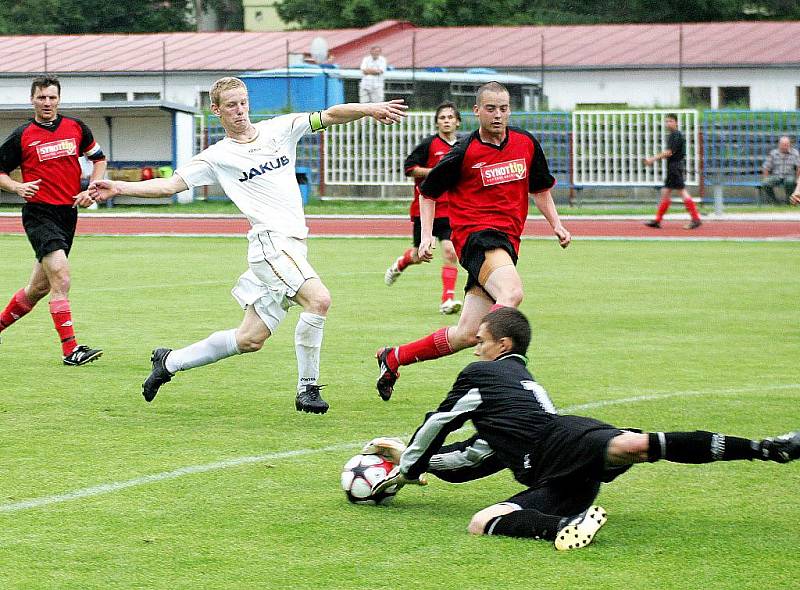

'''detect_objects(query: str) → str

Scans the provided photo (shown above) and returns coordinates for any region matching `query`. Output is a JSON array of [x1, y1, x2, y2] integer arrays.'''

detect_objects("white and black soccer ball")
[[341, 454, 397, 505]]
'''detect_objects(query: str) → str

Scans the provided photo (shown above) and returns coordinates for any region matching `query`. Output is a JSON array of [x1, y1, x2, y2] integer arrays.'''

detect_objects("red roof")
[[0, 20, 798, 74]]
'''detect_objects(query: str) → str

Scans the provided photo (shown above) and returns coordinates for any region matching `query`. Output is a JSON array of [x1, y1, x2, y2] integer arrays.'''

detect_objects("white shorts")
[[231, 230, 318, 333]]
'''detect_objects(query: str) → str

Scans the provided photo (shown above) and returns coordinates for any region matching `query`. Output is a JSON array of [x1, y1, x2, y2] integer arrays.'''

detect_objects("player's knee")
[[236, 329, 269, 353], [497, 286, 523, 307]]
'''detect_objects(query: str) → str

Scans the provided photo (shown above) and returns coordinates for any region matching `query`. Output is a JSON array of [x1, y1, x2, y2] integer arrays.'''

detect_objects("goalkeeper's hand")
[[371, 465, 428, 496], [362, 436, 407, 464]]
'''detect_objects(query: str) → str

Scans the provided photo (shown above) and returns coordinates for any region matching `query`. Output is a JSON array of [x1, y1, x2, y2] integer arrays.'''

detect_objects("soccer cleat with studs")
[[759, 431, 800, 463], [644, 220, 661, 228], [384, 262, 402, 286], [63, 345, 103, 366], [684, 219, 702, 230], [142, 348, 174, 402], [376, 347, 399, 401], [295, 383, 329, 414], [555, 505, 607, 551], [439, 298, 463, 315]]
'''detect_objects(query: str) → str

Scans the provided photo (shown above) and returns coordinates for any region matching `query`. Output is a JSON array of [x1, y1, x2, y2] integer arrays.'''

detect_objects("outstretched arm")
[[321, 100, 407, 127], [89, 174, 189, 202]]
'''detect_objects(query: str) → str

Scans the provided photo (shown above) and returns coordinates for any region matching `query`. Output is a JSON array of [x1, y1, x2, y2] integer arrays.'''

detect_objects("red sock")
[[49, 299, 77, 356], [397, 248, 415, 272], [490, 303, 506, 312], [683, 196, 700, 221], [396, 327, 453, 366], [655, 197, 671, 222], [0, 288, 34, 331], [441, 266, 458, 302]]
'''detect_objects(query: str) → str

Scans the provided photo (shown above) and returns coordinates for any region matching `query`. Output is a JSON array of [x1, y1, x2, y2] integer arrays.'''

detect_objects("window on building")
[[384, 81, 414, 96], [100, 92, 128, 102], [199, 91, 211, 110], [133, 92, 161, 101], [681, 86, 711, 108], [450, 82, 481, 97], [718, 86, 750, 108]]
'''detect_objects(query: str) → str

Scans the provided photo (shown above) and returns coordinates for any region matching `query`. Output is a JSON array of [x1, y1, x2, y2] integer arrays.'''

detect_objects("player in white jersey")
[[89, 76, 407, 413]]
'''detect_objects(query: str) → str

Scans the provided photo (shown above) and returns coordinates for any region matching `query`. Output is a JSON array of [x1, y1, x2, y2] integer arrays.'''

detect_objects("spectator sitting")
[[761, 136, 800, 205]]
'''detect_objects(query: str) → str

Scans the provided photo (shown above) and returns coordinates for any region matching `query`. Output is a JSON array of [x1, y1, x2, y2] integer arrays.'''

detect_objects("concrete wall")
[[524, 66, 800, 111]]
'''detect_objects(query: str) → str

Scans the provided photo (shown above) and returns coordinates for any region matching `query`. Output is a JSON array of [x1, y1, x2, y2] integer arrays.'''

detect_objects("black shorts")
[[22, 202, 78, 261], [664, 161, 686, 189], [459, 229, 518, 294], [412, 216, 452, 247], [519, 415, 630, 489]]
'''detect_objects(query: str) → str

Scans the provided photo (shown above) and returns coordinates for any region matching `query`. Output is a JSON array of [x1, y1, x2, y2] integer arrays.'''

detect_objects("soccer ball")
[[341, 454, 397, 505]]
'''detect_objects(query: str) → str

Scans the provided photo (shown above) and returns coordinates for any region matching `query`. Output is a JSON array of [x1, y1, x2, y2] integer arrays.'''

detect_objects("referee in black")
[[370, 307, 799, 550]]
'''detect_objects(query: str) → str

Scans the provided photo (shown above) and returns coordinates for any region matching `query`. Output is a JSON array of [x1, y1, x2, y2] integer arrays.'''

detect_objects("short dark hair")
[[434, 101, 461, 123], [31, 76, 61, 97], [476, 81, 509, 105], [481, 307, 531, 356], [665, 113, 678, 122]]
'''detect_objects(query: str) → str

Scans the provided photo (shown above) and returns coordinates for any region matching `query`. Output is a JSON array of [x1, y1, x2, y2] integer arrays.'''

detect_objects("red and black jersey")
[[0, 115, 105, 206], [404, 133, 458, 219], [420, 127, 555, 257]]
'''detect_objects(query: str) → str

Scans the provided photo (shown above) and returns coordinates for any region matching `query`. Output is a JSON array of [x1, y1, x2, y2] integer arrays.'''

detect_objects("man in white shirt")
[[359, 46, 387, 103], [89, 76, 407, 414]]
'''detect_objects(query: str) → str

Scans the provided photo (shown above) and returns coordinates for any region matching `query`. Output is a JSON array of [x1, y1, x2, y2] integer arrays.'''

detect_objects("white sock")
[[165, 329, 240, 372], [295, 312, 325, 392]]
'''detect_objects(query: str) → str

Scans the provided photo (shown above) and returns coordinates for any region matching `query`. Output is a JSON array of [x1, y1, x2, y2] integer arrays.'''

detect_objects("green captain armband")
[[309, 111, 326, 132]]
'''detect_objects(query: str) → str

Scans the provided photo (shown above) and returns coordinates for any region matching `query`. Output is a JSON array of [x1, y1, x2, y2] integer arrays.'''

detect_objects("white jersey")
[[360, 55, 387, 88], [176, 114, 315, 239]]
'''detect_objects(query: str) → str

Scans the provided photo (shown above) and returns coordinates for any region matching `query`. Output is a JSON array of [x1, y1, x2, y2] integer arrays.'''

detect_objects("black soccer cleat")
[[63, 345, 103, 366], [684, 219, 702, 230], [142, 348, 174, 403], [644, 220, 661, 228], [555, 505, 607, 551], [376, 347, 399, 401], [759, 431, 800, 463], [295, 384, 329, 414]]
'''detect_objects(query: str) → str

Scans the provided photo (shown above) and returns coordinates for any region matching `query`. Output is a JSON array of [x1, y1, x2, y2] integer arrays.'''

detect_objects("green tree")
[[0, 0, 194, 34], [276, 0, 800, 28]]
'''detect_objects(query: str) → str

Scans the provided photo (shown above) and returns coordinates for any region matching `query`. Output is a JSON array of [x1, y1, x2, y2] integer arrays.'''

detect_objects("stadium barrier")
[[195, 109, 800, 205]]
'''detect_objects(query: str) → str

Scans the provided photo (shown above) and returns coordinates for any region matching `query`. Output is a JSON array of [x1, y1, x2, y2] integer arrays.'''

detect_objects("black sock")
[[647, 431, 759, 463], [484, 509, 562, 540]]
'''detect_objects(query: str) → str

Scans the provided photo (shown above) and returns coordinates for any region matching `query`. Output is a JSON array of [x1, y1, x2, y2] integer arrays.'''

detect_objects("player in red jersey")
[[383, 102, 463, 314], [0, 77, 106, 365], [375, 82, 570, 400]]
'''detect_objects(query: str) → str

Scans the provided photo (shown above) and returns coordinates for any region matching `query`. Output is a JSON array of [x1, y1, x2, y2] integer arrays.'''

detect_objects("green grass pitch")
[[0, 235, 797, 589]]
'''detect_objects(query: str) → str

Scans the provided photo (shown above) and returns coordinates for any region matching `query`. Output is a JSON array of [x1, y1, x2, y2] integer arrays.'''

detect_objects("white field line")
[[0, 382, 797, 514]]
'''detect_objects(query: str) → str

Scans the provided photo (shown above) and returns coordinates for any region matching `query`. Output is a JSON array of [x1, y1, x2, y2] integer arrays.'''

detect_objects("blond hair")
[[210, 77, 247, 106]]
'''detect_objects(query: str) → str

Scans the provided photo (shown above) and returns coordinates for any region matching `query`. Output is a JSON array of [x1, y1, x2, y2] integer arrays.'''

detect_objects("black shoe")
[[295, 384, 329, 414], [376, 347, 399, 401], [644, 220, 661, 228], [684, 219, 702, 230], [142, 348, 174, 402], [759, 431, 800, 463], [63, 345, 103, 366], [555, 505, 607, 551]]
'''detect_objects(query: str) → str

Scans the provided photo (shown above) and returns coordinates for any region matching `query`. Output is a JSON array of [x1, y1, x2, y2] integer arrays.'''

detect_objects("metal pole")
[[411, 31, 416, 105], [162, 41, 167, 100], [678, 25, 683, 106], [286, 39, 292, 112], [540, 34, 545, 109]]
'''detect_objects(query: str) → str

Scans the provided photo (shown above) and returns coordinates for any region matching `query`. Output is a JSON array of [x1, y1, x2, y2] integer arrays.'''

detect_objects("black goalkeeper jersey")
[[399, 353, 561, 486]]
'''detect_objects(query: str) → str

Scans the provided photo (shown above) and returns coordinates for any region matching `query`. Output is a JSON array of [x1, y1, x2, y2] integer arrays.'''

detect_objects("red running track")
[[0, 215, 798, 239]]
